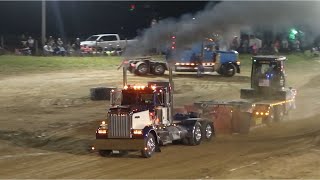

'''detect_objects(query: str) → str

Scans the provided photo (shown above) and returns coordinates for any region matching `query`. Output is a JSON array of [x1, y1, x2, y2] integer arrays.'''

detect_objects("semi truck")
[[194, 55, 297, 133], [91, 80, 214, 158], [127, 39, 240, 77]]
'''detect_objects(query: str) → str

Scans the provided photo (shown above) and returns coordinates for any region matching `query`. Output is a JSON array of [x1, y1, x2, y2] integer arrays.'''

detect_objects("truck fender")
[[142, 126, 159, 145], [177, 119, 206, 137]]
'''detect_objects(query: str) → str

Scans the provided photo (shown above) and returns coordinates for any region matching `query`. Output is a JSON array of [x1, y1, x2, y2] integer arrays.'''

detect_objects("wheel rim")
[[205, 124, 212, 139], [147, 137, 156, 155], [195, 126, 202, 141], [155, 65, 164, 74], [138, 65, 148, 74]]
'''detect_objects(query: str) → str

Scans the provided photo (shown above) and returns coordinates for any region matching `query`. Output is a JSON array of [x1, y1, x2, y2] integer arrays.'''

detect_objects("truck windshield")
[[254, 62, 278, 76], [86, 35, 99, 41], [121, 91, 154, 105]]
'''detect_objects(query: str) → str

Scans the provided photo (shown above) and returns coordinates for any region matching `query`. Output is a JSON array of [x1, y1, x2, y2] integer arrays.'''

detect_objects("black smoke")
[[124, 1, 320, 57]]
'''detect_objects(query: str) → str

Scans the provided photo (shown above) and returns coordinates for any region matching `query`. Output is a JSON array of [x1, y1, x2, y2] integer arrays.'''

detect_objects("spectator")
[[273, 40, 280, 54], [231, 36, 239, 51], [242, 38, 249, 53], [21, 34, 27, 47], [281, 38, 289, 49], [73, 38, 81, 55], [252, 43, 258, 55], [295, 39, 300, 51], [191, 53, 203, 77], [47, 36, 55, 47], [27, 36, 35, 55], [56, 45, 66, 56], [43, 43, 54, 56], [57, 38, 64, 47]]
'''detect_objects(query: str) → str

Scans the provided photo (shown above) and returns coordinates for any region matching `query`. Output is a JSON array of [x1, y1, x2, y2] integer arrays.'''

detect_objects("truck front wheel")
[[224, 64, 236, 77], [141, 133, 156, 158]]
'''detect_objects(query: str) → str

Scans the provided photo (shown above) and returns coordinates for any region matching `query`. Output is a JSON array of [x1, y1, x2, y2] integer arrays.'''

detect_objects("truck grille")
[[108, 114, 132, 138]]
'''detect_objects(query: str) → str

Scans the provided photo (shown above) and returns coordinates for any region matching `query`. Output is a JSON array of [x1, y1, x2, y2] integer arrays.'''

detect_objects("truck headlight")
[[236, 61, 240, 65], [133, 129, 143, 135], [98, 129, 107, 134]]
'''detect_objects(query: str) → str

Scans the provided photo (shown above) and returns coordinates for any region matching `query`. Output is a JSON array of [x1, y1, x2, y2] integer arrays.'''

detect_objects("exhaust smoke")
[[124, 1, 320, 57]]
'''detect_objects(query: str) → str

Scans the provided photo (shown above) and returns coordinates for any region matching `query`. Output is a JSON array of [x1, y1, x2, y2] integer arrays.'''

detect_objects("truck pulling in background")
[[127, 37, 240, 77]]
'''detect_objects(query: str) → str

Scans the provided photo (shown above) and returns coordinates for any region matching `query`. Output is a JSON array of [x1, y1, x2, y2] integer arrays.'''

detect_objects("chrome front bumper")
[[93, 139, 145, 150]]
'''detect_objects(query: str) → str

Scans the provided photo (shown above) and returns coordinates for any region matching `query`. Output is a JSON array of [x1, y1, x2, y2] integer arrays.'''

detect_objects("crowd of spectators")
[[229, 35, 303, 55], [7, 33, 318, 57]]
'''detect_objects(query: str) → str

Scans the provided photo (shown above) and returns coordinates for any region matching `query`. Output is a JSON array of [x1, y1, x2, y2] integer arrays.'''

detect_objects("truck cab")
[[92, 80, 214, 158], [172, 41, 241, 77]]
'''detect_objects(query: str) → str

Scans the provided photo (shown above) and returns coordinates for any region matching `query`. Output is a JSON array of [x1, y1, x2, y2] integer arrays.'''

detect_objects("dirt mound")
[[0, 127, 94, 155]]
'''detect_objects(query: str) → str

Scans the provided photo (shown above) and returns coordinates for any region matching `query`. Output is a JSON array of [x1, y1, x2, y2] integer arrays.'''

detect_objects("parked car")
[[80, 34, 137, 51]]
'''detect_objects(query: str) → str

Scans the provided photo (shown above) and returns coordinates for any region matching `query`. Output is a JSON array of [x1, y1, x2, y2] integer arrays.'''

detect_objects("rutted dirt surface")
[[1, 64, 320, 179]]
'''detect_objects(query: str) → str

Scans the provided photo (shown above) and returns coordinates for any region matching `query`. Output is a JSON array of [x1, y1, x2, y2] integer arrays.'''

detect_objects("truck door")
[[98, 35, 119, 49]]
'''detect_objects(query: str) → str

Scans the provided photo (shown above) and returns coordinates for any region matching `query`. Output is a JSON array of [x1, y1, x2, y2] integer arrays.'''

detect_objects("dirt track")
[[1, 61, 320, 179]]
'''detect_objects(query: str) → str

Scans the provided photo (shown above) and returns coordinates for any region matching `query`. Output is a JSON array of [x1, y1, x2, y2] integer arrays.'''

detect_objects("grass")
[[0, 55, 123, 75], [0, 53, 318, 76]]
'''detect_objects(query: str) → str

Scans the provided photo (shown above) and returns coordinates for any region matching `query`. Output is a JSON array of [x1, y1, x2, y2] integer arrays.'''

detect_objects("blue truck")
[[127, 41, 240, 77], [173, 41, 240, 77]]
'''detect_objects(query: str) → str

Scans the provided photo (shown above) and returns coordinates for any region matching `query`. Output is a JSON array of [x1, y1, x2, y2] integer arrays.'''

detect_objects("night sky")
[[0, 1, 209, 40]]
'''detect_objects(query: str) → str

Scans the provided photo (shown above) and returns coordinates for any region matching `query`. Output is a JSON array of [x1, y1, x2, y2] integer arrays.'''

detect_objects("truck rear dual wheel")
[[188, 122, 203, 145], [202, 122, 214, 141], [151, 64, 166, 76], [134, 62, 148, 75], [141, 133, 156, 158]]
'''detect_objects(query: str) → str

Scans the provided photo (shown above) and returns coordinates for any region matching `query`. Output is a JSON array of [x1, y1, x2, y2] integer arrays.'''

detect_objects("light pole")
[[41, 0, 46, 46]]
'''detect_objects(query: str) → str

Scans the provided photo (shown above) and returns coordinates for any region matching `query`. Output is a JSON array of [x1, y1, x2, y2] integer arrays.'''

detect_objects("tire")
[[135, 62, 148, 75], [188, 122, 203, 145], [98, 150, 112, 157], [202, 122, 214, 141], [152, 64, 166, 76], [90, 87, 116, 101], [141, 133, 156, 158], [223, 64, 236, 77]]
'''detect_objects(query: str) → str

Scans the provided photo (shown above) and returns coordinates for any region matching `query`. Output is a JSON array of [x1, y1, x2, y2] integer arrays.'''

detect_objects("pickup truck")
[[80, 34, 137, 50]]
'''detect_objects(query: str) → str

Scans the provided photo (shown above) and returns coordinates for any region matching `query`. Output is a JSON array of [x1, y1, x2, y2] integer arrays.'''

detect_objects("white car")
[[80, 34, 137, 50]]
